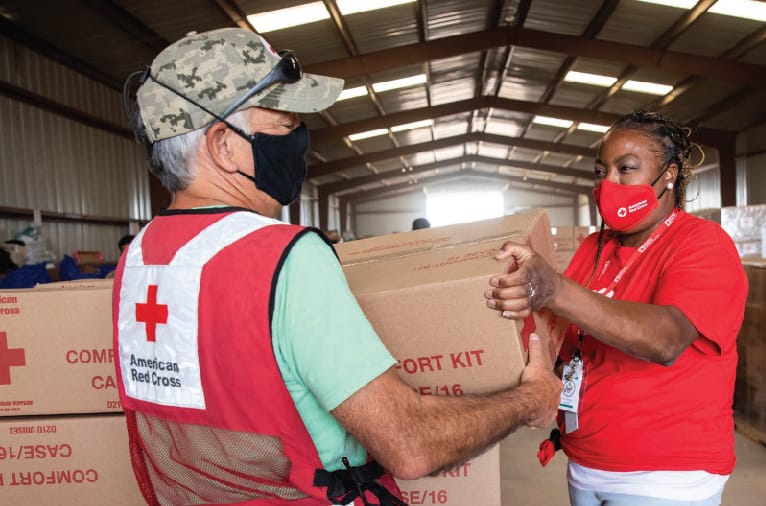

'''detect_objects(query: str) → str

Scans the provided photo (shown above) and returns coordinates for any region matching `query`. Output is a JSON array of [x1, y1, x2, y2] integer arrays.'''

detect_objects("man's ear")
[[205, 122, 240, 174]]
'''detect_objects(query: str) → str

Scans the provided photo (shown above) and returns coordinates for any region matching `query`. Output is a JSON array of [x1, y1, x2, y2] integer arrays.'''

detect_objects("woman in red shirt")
[[485, 110, 747, 506]]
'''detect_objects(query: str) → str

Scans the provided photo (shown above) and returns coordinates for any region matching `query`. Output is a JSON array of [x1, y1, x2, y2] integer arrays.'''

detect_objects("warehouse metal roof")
[[1, 0, 764, 206]]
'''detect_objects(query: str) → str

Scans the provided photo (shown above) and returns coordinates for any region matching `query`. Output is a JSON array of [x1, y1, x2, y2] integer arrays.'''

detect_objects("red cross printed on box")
[[0, 331, 26, 385], [135, 285, 168, 342]]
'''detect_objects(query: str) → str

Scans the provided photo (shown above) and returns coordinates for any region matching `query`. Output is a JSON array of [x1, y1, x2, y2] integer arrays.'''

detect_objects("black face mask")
[[232, 122, 309, 206]]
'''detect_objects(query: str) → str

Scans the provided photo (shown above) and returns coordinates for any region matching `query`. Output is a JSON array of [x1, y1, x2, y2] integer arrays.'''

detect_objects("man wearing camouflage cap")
[[113, 27, 561, 506]]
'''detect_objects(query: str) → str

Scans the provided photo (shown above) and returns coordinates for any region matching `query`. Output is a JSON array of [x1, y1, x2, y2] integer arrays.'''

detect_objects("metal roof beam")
[[685, 88, 763, 127], [538, 0, 621, 105], [83, 0, 168, 54], [309, 96, 729, 149], [342, 170, 582, 204], [310, 96, 622, 145], [325, 154, 592, 194], [209, 0, 258, 31], [586, 0, 714, 111], [309, 130, 596, 178], [304, 25, 766, 87]]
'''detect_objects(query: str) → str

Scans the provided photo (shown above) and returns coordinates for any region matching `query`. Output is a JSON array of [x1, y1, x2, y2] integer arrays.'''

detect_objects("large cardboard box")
[[0, 414, 143, 505], [336, 211, 568, 504], [574, 226, 596, 247], [722, 205, 766, 259], [734, 260, 766, 441], [0, 282, 121, 416], [336, 210, 567, 396], [689, 207, 722, 224], [551, 226, 575, 251], [551, 225, 595, 271]]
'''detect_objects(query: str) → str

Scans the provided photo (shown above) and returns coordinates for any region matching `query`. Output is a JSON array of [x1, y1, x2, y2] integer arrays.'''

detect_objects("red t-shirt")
[[560, 210, 747, 474]]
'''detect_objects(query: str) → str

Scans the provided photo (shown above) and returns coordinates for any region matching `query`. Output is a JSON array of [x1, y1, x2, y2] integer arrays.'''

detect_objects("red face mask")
[[593, 179, 659, 232]]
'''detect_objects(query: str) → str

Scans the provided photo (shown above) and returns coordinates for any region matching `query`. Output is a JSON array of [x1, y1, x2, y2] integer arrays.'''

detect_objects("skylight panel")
[[621, 80, 674, 95], [564, 71, 618, 87], [337, 0, 415, 15], [248, 2, 329, 33], [372, 74, 427, 93], [532, 116, 574, 128]]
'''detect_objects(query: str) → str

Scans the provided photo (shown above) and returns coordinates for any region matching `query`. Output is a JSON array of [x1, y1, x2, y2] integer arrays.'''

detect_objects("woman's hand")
[[485, 241, 561, 319]]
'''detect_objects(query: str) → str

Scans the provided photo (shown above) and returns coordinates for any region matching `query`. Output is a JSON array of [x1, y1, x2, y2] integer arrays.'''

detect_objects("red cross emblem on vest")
[[0, 331, 26, 385], [135, 285, 168, 342]]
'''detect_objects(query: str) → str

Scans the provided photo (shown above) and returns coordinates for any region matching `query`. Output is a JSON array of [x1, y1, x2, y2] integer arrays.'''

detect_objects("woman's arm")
[[485, 241, 698, 365]]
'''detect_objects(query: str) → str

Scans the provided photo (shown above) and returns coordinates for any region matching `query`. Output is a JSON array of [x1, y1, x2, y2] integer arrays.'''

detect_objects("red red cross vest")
[[112, 210, 404, 505]]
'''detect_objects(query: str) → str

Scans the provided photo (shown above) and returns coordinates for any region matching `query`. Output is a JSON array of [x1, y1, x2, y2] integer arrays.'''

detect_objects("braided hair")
[[607, 110, 703, 208]]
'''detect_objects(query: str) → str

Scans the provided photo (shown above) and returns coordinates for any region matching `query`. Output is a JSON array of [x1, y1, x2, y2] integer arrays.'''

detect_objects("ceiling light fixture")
[[391, 119, 434, 132], [348, 129, 389, 141], [633, 0, 697, 8], [621, 80, 674, 95], [337, 0, 415, 15], [337, 86, 368, 101], [372, 74, 427, 93], [247, 2, 330, 33], [564, 70, 618, 87], [635, 0, 766, 21], [532, 116, 574, 128], [709, 0, 766, 22], [577, 122, 610, 133], [248, 0, 417, 31]]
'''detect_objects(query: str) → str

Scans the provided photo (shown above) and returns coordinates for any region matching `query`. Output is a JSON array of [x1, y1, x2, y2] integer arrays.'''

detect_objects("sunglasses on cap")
[[215, 50, 303, 124], [132, 50, 303, 139]]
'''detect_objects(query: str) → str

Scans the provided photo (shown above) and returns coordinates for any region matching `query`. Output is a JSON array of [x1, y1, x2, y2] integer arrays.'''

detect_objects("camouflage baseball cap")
[[136, 28, 344, 142]]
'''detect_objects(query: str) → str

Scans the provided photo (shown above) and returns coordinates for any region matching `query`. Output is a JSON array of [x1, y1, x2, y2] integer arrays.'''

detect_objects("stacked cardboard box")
[[551, 225, 596, 271], [0, 280, 122, 416], [722, 204, 766, 259], [734, 260, 766, 444], [0, 280, 144, 504], [689, 207, 722, 224], [0, 415, 142, 505], [336, 210, 568, 505]]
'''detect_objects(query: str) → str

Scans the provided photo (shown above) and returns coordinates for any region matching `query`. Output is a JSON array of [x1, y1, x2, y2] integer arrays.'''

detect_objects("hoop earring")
[[684, 175, 701, 204]]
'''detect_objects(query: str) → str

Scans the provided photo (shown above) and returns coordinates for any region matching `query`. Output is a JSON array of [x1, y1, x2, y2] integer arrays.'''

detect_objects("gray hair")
[[133, 109, 251, 192]]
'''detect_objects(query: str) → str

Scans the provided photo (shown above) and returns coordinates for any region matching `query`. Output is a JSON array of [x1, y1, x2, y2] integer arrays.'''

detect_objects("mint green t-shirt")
[[271, 232, 397, 471]]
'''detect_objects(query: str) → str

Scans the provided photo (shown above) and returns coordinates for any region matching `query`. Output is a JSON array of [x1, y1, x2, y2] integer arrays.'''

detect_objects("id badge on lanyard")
[[559, 352, 583, 433]]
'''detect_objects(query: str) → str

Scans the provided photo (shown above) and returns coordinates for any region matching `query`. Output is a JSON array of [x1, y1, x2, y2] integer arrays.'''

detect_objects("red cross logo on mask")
[[135, 285, 168, 342], [0, 331, 26, 385]]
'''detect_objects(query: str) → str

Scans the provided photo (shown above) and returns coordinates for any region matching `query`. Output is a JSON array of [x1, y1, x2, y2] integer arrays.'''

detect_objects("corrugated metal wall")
[[0, 34, 150, 263], [744, 154, 766, 206], [685, 166, 722, 213], [737, 124, 766, 206]]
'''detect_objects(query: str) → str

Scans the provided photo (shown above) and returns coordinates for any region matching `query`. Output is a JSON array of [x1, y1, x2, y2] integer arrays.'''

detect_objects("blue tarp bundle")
[[0, 262, 51, 288], [58, 255, 115, 281]]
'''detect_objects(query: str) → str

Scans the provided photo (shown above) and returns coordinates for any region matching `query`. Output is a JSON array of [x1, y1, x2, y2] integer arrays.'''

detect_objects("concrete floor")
[[500, 427, 766, 505]]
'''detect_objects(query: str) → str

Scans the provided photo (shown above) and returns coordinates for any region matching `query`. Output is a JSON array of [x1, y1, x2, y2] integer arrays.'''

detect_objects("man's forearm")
[[395, 382, 549, 477], [335, 363, 559, 480]]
